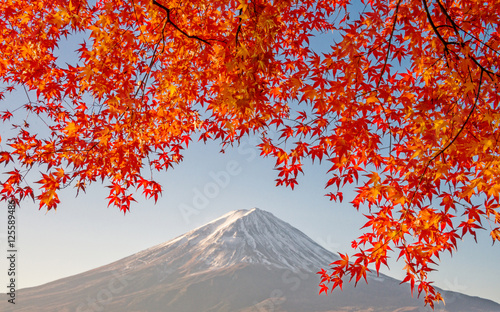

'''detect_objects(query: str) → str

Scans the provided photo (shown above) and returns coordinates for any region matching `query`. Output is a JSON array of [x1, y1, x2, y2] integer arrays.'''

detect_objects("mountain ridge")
[[1, 207, 499, 312], [124, 207, 339, 274]]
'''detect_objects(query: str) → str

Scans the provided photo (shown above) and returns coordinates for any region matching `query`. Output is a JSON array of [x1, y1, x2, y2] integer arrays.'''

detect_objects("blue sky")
[[0, 134, 499, 304]]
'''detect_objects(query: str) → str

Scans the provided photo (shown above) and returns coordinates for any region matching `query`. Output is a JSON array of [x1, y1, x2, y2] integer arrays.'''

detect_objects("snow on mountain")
[[119, 207, 339, 274], [2, 207, 500, 312]]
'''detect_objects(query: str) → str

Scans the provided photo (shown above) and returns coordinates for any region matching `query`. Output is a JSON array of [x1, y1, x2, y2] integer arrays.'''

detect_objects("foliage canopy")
[[1, 0, 499, 307]]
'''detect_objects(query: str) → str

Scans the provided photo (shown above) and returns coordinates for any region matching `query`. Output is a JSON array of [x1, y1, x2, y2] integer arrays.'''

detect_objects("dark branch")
[[235, 9, 243, 47], [409, 69, 484, 206], [377, 0, 402, 88], [152, 0, 211, 46], [435, 0, 461, 39], [429, 70, 483, 164], [422, 0, 449, 51], [422, 0, 500, 80]]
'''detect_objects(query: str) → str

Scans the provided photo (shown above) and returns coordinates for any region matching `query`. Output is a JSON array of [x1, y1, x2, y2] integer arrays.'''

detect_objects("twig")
[[152, 0, 211, 46], [409, 69, 484, 206], [377, 0, 402, 88], [235, 9, 243, 46], [422, 0, 499, 80]]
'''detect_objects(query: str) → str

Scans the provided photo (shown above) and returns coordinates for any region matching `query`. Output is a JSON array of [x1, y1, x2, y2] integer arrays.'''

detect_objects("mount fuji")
[[2, 208, 499, 312]]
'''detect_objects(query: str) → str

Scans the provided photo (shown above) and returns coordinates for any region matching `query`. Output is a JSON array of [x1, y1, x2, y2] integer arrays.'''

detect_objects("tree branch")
[[152, 0, 211, 46], [409, 69, 484, 206], [422, 0, 500, 80], [421, 0, 449, 52], [235, 9, 243, 47], [377, 0, 402, 88]]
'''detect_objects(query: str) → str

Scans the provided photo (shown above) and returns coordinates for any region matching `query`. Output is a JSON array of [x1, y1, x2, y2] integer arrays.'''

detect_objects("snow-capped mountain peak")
[[125, 208, 338, 273], [6, 208, 500, 312]]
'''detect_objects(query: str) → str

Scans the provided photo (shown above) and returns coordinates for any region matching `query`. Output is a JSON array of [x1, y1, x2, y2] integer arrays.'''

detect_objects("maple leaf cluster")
[[1, 0, 499, 306]]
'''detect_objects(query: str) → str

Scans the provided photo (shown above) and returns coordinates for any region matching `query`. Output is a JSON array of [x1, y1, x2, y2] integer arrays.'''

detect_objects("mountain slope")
[[118, 208, 339, 274], [2, 208, 499, 312]]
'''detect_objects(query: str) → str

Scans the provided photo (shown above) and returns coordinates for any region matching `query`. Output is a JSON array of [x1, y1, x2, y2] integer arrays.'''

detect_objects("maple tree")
[[1, 0, 499, 307]]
